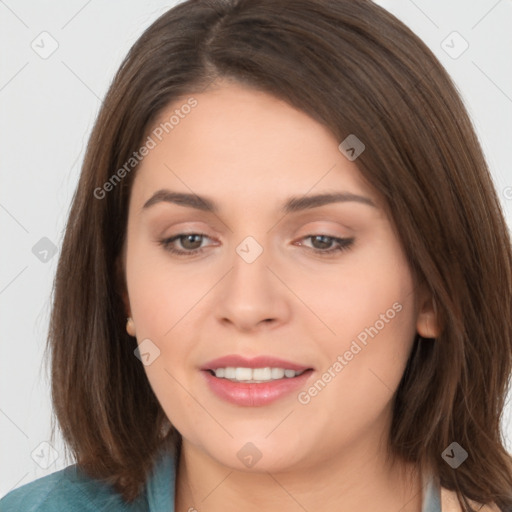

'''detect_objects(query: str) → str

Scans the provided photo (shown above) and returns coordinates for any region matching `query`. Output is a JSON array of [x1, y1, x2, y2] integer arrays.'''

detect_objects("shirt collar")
[[422, 469, 442, 512], [146, 446, 177, 512]]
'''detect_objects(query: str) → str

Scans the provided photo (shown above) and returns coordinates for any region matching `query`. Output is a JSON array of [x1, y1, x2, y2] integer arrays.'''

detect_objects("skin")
[[121, 80, 439, 512]]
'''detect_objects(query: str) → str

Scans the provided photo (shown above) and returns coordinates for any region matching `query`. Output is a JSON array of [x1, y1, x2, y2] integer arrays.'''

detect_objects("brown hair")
[[46, 0, 512, 509]]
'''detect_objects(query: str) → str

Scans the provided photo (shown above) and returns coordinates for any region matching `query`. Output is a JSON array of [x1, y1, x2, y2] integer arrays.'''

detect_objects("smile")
[[209, 367, 307, 382]]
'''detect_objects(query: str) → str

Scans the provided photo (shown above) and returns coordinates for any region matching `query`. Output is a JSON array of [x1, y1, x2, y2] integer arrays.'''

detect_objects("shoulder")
[[441, 487, 502, 512], [0, 464, 148, 512]]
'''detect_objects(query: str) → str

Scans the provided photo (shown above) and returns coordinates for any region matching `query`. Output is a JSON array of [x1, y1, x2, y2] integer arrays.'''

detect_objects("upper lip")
[[200, 355, 313, 372]]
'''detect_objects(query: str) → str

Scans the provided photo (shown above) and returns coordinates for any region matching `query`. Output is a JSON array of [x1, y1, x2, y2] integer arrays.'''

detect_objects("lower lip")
[[201, 369, 314, 407]]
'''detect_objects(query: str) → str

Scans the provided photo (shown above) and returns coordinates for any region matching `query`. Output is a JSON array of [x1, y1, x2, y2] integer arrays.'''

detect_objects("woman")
[[1, 0, 511, 510]]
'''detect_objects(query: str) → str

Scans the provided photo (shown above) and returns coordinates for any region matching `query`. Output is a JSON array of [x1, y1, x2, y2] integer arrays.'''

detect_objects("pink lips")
[[200, 354, 314, 407]]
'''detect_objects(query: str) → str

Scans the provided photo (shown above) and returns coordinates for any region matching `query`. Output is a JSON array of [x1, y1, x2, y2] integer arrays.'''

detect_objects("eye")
[[158, 233, 213, 256], [297, 235, 355, 256]]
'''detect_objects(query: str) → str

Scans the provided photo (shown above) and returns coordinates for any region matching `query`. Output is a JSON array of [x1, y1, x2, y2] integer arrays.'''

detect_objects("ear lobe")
[[416, 295, 441, 339]]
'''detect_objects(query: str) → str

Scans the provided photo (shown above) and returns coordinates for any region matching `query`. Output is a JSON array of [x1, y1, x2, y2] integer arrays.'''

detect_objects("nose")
[[214, 242, 291, 332]]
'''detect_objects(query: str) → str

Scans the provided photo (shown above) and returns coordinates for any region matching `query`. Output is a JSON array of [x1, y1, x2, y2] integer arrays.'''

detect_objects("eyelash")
[[158, 233, 355, 257]]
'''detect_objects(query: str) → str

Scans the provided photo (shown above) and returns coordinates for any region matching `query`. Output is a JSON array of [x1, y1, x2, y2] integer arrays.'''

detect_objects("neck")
[[174, 437, 424, 512]]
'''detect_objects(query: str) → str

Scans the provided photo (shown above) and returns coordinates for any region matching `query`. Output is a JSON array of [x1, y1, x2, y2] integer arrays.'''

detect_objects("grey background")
[[1, 0, 511, 497]]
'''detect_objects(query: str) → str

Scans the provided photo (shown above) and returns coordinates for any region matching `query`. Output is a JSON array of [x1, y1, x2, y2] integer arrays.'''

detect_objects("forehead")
[[131, 83, 379, 211]]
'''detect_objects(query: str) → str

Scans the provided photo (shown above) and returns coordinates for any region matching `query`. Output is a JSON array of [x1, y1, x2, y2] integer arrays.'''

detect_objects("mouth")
[[200, 354, 313, 374], [199, 355, 315, 406], [201, 368, 314, 407], [204, 367, 311, 383]]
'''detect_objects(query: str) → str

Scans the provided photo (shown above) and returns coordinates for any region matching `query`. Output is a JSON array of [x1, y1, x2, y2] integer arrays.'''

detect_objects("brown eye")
[[178, 234, 204, 250], [159, 233, 211, 256], [310, 235, 335, 250], [298, 235, 355, 255]]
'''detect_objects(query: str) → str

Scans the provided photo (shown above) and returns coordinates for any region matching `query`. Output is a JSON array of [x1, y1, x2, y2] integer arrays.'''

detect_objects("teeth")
[[235, 367, 252, 381], [271, 368, 285, 379], [212, 367, 306, 382]]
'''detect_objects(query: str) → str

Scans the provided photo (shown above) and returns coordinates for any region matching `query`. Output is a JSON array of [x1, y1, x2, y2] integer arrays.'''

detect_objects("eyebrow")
[[142, 189, 376, 214]]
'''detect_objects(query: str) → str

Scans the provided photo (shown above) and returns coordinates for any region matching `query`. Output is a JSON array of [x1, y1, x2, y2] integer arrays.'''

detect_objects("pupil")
[[183, 234, 202, 249], [312, 235, 331, 249]]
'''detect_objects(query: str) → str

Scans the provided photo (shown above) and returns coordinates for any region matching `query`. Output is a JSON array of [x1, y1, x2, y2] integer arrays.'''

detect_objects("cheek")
[[126, 250, 202, 435], [310, 234, 417, 397], [302, 293, 416, 449], [125, 238, 196, 337], [125, 241, 206, 391], [332, 299, 415, 416], [291, 233, 414, 341]]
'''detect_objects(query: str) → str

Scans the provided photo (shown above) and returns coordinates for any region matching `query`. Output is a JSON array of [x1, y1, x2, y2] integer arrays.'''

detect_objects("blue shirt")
[[0, 447, 442, 511]]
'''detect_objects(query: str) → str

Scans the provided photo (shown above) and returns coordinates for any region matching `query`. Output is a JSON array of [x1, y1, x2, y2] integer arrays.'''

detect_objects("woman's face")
[[122, 81, 430, 472]]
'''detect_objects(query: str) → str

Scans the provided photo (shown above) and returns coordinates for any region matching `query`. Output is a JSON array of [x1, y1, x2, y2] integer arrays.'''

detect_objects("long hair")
[[46, 0, 512, 508]]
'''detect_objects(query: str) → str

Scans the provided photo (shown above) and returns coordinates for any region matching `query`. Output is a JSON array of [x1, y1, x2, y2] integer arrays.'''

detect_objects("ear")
[[416, 285, 441, 339]]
